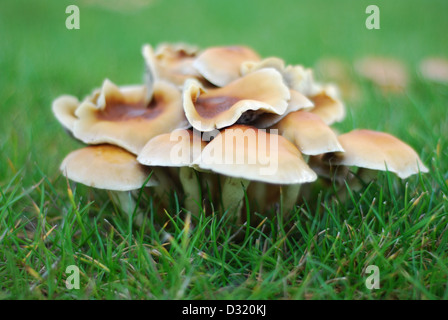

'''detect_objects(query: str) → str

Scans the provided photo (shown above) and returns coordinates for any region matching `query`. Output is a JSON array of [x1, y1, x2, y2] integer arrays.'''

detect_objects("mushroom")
[[52, 95, 80, 133], [240, 57, 285, 76], [265, 110, 344, 213], [194, 125, 317, 220], [355, 57, 408, 92], [240, 57, 345, 125], [141, 44, 157, 102], [183, 68, 291, 132], [138, 129, 208, 216], [52, 42, 431, 223], [274, 110, 344, 156], [60, 144, 158, 223], [324, 129, 429, 179], [240, 57, 314, 92], [308, 85, 346, 125], [73, 79, 189, 155], [251, 89, 314, 128], [193, 46, 261, 87], [142, 43, 202, 88], [419, 57, 448, 83]]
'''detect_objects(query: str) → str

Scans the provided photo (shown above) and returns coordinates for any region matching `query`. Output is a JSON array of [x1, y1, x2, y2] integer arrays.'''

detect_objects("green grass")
[[1, 0, 448, 299]]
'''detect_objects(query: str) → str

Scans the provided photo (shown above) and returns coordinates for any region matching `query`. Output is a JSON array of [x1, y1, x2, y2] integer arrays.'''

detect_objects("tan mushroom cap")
[[274, 110, 344, 155], [240, 57, 285, 76], [193, 46, 261, 87], [309, 85, 346, 125], [60, 145, 158, 191], [419, 57, 448, 83], [328, 129, 428, 179], [251, 89, 314, 128], [241, 58, 320, 97], [282, 65, 318, 96], [73, 79, 189, 155], [143, 43, 202, 87], [355, 57, 408, 91], [194, 125, 317, 184], [183, 68, 290, 132], [138, 129, 207, 167], [155, 42, 199, 57], [142, 44, 158, 102], [240, 58, 345, 126], [52, 95, 80, 132]]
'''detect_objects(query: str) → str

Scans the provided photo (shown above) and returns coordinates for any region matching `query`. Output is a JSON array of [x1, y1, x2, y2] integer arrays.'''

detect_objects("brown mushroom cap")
[[327, 129, 428, 179], [183, 69, 291, 132], [275, 110, 344, 155], [194, 125, 317, 184], [138, 129, 207, 167], [52, 95, 80, 132], [73, 79, 189, 155], [193, 46, 261, 87], [60, 145, 158, 191]]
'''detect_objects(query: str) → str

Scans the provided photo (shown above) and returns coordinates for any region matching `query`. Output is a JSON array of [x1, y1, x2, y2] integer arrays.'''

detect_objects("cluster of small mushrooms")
[[52, 43, 429, 221]]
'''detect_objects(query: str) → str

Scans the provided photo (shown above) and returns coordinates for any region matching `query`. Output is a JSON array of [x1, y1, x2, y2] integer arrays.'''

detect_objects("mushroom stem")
[[151, 167, 179, 198], [221, 177, 250, 223], [110, 190, 145, 226], [279, 184, 302, 218], [179, 166, 202, 217], [337, 168, 379, 200], [353, 168, 379, 190], [278, 154, 309, 217]]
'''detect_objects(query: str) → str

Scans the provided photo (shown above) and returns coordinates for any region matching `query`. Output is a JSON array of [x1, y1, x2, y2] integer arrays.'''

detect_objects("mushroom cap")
[[52, 95, 80, 132], [138, 129, 207, 167], [155, 42, 199, 57], [355, 57, 408, 91], [60, 145, 158, 191], [193, 46, 261, 87], [194, 125, 317, 184], [251, 89, 314, 128], [419, 57, 448, 83], [241, 58, 321, 97], [142, 44, 158, 102], [282, 65, 318, 96], [240, 57, 285, 76], [327, 129, 428, 179], [143, 43, 202, 87], [183, 68, 290, 132], [73, 79, 189, 155], [309, 85, 345, 125], [275, 110, 344, 155]]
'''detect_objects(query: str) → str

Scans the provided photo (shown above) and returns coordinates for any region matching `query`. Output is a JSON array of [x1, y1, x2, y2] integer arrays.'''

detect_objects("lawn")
[[0, 0, 447, 300]]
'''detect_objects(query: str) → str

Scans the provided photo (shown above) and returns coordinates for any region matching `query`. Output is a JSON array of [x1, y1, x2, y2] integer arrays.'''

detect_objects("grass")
[[1, 0, 448, 299]]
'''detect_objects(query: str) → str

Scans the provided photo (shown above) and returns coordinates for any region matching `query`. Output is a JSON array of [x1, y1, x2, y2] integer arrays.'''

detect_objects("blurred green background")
[[1, 0, 447, 185]]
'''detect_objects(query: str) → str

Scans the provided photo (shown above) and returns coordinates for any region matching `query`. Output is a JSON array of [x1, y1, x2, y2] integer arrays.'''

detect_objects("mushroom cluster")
[[53, 43, 429, 221]]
